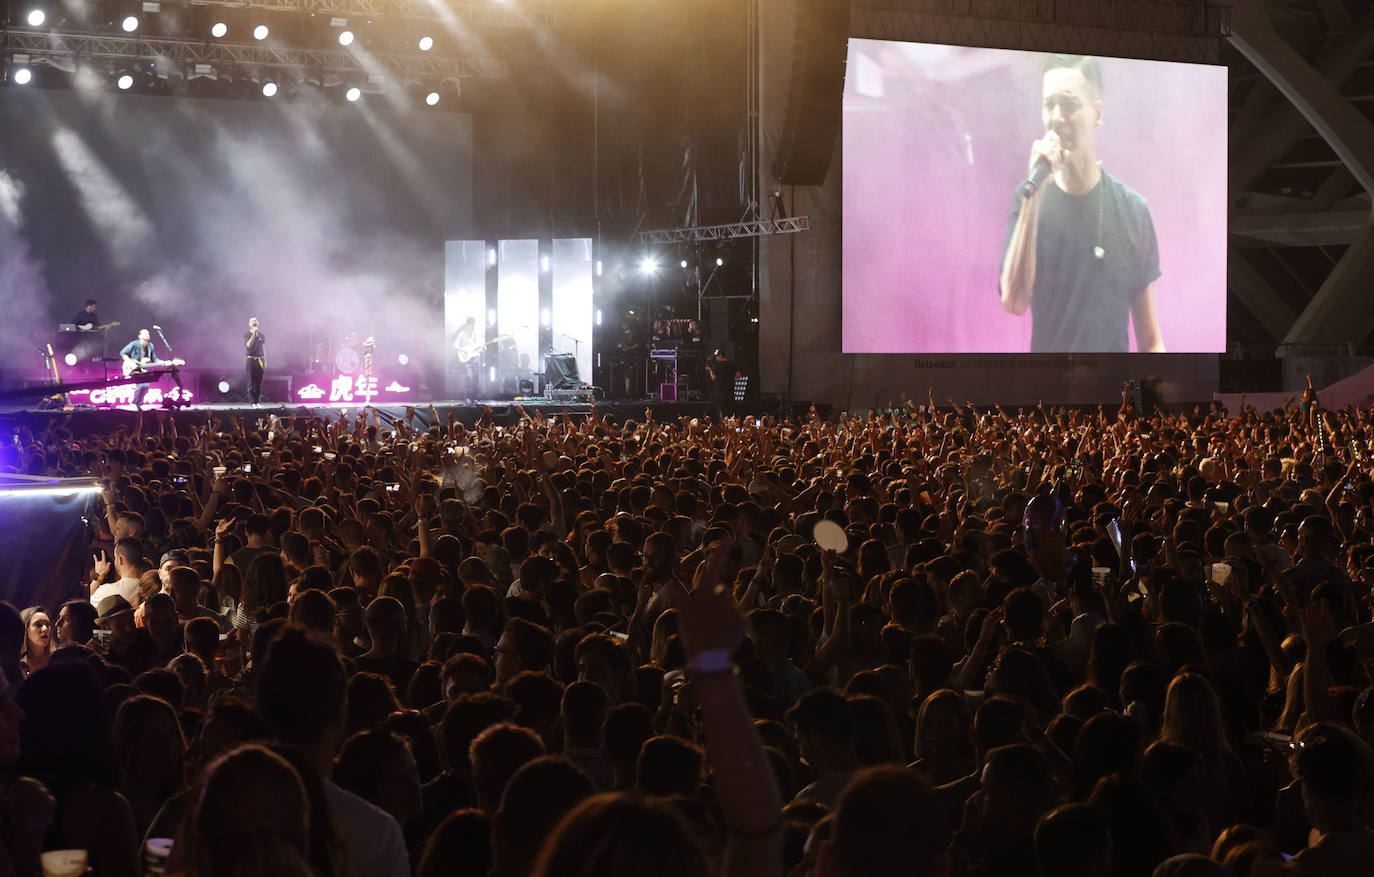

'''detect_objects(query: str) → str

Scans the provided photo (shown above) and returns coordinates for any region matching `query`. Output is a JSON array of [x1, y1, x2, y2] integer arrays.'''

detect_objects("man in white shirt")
[[90, 538, 145, 606]]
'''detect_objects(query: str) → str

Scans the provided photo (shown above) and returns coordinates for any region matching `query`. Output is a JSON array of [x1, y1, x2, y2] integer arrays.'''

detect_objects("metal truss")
[[852, 0, 1228, 64], [181, 0, 559, 28], [638, 216, 810, 244], [4, 29, 507, 78]]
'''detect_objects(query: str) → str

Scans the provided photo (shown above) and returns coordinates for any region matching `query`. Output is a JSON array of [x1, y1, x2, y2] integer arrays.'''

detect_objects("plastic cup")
[[40, 850, 88, 877], [1091, 567, 1111, 587], [1214, 501, 1230, 515], [1211, 562, 1232, 586]]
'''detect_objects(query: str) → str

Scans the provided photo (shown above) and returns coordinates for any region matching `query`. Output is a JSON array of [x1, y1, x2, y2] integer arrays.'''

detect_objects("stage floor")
[[0, 398, 724, 435]]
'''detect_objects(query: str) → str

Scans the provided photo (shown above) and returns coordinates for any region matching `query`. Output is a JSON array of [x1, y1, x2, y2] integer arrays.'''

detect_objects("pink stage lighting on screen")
[[842, 42, 1228, 355]]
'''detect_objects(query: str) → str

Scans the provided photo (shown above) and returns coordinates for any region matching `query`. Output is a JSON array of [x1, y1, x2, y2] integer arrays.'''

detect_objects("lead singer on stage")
[[999, 54, 1165, 354], [245, 317, 266, 404]]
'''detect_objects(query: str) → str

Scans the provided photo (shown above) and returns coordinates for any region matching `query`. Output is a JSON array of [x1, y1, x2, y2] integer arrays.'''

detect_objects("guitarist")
[[119, 329, 165, 409], [453, 315, 481, 400]]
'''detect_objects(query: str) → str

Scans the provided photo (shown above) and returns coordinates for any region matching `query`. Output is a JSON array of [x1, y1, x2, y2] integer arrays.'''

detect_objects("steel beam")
[[4, 29, 506, 78], [638, 216, 810, 244]]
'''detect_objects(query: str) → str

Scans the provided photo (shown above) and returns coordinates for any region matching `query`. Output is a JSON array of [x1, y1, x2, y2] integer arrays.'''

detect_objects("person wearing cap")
[[95, 595, 155, 678], [157, 549, 190, 590]]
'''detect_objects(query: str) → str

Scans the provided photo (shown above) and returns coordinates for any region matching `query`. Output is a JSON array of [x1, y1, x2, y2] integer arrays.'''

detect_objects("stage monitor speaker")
[[546, 354, 580, 390], [773, 0, 851, 187], [261, 375, 293, 403]]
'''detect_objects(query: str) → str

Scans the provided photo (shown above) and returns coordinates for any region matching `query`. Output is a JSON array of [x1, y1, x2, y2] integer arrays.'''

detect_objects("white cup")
[[1091, 567, 1111, 587], [40, 849, 88, 877], [1214, 501, 1230, 515], [1211, 562, 1232, 586]]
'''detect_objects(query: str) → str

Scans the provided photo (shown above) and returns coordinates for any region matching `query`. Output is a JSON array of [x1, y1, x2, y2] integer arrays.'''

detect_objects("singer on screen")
[[998, 54, 1165, 353]]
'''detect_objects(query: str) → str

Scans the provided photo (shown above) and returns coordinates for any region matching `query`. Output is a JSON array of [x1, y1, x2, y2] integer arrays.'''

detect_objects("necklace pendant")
[[1093, 246, 1105, 260]]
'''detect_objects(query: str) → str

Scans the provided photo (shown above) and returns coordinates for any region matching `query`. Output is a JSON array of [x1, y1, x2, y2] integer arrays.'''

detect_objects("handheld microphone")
[[1019, 158, 1051, 199], [152, 324, 162, 330]]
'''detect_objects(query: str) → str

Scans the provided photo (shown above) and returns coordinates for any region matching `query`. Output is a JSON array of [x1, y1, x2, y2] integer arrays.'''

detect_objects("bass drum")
[[336, 347, 361, 375]]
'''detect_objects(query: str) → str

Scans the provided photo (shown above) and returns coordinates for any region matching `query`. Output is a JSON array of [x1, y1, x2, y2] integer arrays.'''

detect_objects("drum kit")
[[310, 330, 377, 375]]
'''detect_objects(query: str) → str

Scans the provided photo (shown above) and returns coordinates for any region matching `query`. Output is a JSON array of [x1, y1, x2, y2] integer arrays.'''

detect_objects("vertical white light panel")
[[552, 238, 594, 387], [497, 239, 539, 392]]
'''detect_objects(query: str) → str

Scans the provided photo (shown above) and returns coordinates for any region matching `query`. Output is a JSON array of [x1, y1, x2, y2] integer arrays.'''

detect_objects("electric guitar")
[[75, 321, 121, 332], [454, 334, 510, 364], [122, 356, 186, 378]]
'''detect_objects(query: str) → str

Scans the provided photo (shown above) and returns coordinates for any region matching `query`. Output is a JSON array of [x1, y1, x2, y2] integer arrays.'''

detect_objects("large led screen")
[[843, 42, 1227, 354]]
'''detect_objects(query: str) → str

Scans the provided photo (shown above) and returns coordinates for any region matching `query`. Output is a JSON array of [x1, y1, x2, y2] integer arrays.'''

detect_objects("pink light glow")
[[842, 42, 1228, 354]]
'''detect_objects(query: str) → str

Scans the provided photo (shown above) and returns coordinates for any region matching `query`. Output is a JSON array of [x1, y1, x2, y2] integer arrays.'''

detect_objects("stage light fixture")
[[13, 68, 32, 85], [488, 366, 496, 383], [26, 9, 45, 26], [217, 380, 230, 393], [487, 308, 496, 325], [210, 21, 226, 37], [338, 30, 354, 46], [425, 91, 439, 106], [262, 81, 277, 97], [716, 257, 724, 266], [121, 15, 139, 32], [63, 353, 77, 366], [679, 260, 688, 269], [418, 36, 433, 51], [595, 260, 602, 276], [117, 73, 133, 89], [595, 309, 602, 327], [638, 256, 658, 274], [541, 308, 551, 326], [397, 353, 409, 366], [540, 254, 550, 272], [345, 86, 360, 102], [487, 248, 496, 266], [253, 24, 268, 40]]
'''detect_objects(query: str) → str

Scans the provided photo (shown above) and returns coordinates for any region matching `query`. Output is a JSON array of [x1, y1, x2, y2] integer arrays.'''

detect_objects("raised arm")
[[669, 538, 783, 877]]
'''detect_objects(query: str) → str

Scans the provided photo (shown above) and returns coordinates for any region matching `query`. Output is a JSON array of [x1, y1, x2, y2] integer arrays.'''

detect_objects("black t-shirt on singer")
[[245, 331, 266, 359], [1002, 170, 1161, 353]]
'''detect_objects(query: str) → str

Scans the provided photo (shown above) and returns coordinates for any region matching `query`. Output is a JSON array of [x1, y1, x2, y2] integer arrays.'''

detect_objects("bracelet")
[[685, 648, 735, 679]]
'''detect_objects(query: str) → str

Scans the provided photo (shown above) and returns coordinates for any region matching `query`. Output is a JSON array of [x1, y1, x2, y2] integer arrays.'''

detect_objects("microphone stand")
[[151, 326, 187, 408]]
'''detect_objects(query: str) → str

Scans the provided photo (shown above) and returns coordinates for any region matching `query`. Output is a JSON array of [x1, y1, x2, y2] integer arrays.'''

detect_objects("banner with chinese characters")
[[66, 379, 198, 409], [292, 372, 415, 404]]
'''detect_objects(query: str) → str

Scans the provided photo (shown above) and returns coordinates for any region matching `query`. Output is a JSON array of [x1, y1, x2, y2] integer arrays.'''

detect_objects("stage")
[[0, 398, 725, 436]]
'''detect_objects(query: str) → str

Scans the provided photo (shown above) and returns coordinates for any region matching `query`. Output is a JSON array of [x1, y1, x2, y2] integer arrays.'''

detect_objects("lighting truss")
[[852, 0, 1228, 64], [637, 216, 810, 244], [5, 29, 507, 79], [181, 0, 560, 28]]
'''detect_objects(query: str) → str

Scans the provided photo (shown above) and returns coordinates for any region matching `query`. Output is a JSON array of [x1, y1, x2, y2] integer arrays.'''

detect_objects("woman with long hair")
[[1159, 672, 1252, 830], [18, 606, 53, 677]]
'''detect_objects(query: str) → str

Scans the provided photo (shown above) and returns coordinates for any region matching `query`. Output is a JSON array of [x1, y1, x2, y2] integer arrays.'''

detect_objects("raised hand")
[[668, 537, 746, 657], [1300, 600, 1337, 650], [93, 550, 112, 580]]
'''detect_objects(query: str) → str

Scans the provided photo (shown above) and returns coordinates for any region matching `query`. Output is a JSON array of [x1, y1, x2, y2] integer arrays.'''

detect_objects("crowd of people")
[[2, 390, 1374, 877]]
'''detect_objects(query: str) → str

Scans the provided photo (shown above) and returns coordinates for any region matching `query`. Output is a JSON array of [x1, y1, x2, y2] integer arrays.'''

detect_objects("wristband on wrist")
[[685, 648, 735, 679]]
